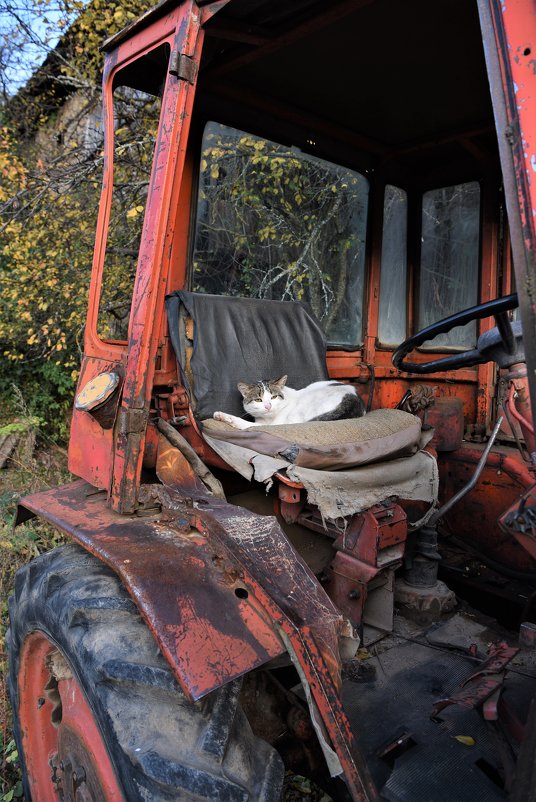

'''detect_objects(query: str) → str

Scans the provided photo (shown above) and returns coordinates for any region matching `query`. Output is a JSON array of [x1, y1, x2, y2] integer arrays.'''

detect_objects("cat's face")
[[237, 375, 287, 418]]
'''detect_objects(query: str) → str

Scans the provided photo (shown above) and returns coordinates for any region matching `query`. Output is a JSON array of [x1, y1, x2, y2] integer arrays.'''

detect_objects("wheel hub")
[[50, 727, 108, 802], [18, 632, 123, 801]]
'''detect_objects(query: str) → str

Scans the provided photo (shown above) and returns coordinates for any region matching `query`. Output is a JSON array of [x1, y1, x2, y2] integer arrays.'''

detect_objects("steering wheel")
[[392, 293, 521, 374]]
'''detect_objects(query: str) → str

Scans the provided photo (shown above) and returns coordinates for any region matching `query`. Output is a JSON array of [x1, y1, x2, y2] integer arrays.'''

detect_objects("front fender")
[[16, 480, 286, 700], [16, 480, 376, 801]]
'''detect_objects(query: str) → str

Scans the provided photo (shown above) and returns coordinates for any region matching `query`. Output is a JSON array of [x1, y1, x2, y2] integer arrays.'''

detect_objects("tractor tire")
[[8, 543, 284, 802]]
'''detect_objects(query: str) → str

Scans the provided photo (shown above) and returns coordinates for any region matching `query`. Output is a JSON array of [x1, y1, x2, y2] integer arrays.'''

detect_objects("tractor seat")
[[201, 410, 423, 471], [165, 290, 329, 422], [165, 290, 423, 469], [165, 291, 437, 518]]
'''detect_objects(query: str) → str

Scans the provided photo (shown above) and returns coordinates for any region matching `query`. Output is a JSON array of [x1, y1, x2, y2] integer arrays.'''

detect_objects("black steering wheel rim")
[[392, 293, 519, 374]]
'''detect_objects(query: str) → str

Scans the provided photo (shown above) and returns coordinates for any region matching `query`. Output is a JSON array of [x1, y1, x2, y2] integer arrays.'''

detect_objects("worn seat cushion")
[[201, 409, 422, 471]]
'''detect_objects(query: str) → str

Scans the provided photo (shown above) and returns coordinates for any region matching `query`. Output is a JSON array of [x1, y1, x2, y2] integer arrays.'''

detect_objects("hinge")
[[116, 408, 147, 436], [169, 51, 198, 84]]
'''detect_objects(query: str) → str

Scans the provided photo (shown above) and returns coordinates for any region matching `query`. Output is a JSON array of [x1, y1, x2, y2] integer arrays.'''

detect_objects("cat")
[[213, 375, 365, 430]]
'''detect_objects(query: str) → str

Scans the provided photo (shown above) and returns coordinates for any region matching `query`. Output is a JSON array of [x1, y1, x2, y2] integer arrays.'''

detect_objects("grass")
[[0, 425, 70, 801]]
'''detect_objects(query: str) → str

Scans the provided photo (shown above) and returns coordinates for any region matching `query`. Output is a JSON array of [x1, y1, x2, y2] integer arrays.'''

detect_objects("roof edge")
[[100, 0, 214, 53]]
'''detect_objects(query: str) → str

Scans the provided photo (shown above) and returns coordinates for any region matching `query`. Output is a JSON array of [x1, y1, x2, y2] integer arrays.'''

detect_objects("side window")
[[97, 44, 169, 341], [418, 182, 480, 348], [378, 185, 408, 345], [192, 122, 369, 347]]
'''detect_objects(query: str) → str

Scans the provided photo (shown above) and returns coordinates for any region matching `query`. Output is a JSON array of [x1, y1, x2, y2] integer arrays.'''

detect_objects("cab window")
[[418, 182, 480, 348], [192, 122, 369, 347], [379, 185, 408, 346], [378, 180, 480, 349], [97, 44, 169, 341]]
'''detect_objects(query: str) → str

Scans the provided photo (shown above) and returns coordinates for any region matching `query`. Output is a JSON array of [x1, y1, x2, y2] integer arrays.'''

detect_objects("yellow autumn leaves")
[[126, 205, 145, 219], [1, 0, 151, 417]]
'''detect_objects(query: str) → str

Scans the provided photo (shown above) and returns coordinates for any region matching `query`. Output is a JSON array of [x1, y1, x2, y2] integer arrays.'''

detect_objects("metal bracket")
[[169, 51, 198, 83], [116, 408, 147, 435]]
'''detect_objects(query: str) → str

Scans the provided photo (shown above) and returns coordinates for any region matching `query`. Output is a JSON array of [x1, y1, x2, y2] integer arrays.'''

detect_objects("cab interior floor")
[[227, 488, 536, 799], [344, 611, 536, 802]]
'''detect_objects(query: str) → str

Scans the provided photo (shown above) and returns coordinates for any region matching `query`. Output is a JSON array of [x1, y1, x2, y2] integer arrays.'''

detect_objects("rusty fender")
[[16, 480, 378, 802]]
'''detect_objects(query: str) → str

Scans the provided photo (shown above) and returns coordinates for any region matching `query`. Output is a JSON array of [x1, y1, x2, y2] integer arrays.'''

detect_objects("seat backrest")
[[165, 291, 329, 420]]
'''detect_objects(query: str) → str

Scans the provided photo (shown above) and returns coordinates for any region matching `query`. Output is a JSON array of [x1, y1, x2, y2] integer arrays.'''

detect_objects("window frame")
[[376, 178, 484, 353], [87, 37, 173, 353]]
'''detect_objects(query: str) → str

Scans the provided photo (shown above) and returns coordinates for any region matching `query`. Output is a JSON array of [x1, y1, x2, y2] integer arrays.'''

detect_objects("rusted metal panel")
[[438, 444, 536, 571], [155, 431, 205, 491], [326, 503, 406, 629], [427, 397, 464, 451], [431, 642, 518, 717], [112, 6, 204, 514], [183, 494, 378, 802], [17, 481, 284, 701], [15, 480, 348, 691], [68, 358, 125, 491]]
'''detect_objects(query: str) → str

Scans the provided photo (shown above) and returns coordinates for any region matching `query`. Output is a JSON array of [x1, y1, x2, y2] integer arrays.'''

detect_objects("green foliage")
[[0, 1, 151, 438], [1, 738, 23, 801], [0, 443, 70, 801], [0, 421, 38, 437]]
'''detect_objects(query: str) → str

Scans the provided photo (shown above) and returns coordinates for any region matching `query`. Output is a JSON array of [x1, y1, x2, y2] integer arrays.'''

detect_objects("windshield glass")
[[419, 181, 480, 349], [192, 122, 369, 347]]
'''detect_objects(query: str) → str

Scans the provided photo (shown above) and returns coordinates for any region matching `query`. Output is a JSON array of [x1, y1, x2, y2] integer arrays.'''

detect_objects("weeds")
[[0, 741, 22, 801], [0, 400, 70, 801]]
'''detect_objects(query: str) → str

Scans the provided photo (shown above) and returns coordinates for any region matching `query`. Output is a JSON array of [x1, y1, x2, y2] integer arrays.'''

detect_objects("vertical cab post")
[[477, 0, 536, 429], [110, 3, 203, 513], [69, 2, 210, 512]]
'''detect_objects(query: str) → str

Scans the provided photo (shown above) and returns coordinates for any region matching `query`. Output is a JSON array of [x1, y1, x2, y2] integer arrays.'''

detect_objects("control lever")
[[429, 415, 504, 527], [404, 416, 504, 588]]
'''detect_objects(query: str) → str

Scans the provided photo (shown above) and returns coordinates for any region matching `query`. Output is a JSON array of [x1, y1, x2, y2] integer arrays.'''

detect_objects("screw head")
[[73, 766, 86, 785]]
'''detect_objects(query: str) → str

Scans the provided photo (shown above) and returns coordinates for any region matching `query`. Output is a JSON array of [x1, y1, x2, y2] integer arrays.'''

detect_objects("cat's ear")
[[272, 375, 288, 388], [237, 382, 250, 397]]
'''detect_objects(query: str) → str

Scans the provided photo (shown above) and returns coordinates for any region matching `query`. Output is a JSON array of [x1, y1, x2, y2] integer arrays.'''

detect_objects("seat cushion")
[[201, 409, 422, 471]]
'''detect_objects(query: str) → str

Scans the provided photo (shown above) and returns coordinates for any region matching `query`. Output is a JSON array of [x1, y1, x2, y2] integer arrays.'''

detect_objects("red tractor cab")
[[8, 1, 536, 801]]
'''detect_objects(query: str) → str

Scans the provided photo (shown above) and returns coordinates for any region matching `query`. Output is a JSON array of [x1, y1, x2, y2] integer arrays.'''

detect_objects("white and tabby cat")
[[213, 375, 364, 430]]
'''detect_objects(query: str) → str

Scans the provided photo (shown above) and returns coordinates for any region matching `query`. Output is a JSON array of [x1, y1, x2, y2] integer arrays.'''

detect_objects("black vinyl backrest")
[[165, 291, 329, 420]]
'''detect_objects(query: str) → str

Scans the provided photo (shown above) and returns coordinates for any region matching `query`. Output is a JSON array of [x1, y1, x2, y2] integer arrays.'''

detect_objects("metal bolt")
[[348, 589, 361, 600], [73, 766, 86, 785]]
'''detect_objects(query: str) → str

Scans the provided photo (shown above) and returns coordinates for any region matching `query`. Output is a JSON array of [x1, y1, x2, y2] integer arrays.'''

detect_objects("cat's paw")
[[213, 411, 249, 429], [213, 411, 234, 425]]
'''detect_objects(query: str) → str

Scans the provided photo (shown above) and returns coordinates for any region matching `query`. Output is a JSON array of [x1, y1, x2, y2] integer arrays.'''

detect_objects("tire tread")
[[8, 544, 284, 802]]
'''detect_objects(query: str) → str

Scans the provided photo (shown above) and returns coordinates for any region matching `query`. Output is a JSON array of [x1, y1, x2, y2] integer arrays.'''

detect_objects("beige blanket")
[[203, 433, 438, 523]]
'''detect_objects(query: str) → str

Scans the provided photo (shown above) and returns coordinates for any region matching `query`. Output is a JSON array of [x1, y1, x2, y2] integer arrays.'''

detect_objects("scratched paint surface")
[[19, 480, 284, 700]]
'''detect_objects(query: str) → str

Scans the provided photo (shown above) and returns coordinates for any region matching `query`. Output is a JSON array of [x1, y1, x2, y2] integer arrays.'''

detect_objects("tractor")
[[7, 1, 536, 800]]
